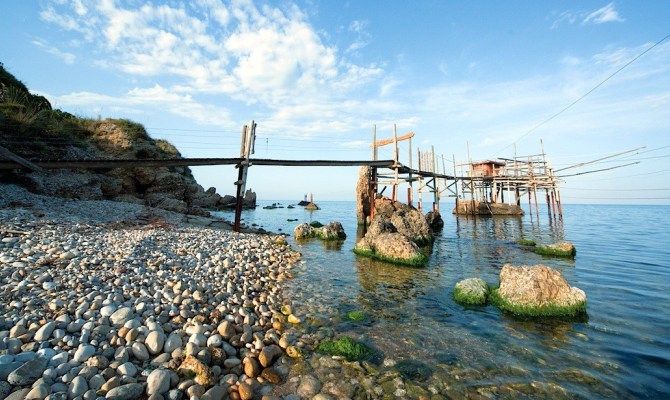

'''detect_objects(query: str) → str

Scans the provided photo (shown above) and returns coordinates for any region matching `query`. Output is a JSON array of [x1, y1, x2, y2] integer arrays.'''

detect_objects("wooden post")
[[546, 189, 552, 219], [234, 121, 256, 232], [533, 186, 540, 220], [417, 148, 423, 211], [408, 136, 413, 206], [431, 145, 439, 211], [452, 154, 459, 211], [370, 124, 378, 222], [392, 124, 399, 202]]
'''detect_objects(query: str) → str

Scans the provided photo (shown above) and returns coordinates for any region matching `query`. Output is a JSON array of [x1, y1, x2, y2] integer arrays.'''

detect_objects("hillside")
[[0, 63, 255, 215]]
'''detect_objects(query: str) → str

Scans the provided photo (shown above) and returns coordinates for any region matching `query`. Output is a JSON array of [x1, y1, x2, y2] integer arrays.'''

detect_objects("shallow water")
[[216, 201, 670, 399]]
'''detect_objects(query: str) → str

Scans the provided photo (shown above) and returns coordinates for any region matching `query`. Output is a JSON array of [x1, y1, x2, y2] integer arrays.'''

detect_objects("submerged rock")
[[534, 241, 576, 258], [490, 264, 586, 317], [293, 221, 346, 241], [425, 210, 444, 231], [354, 232, 427, 267], [354, 196, 432, 266], [453, 278, 489, 305]]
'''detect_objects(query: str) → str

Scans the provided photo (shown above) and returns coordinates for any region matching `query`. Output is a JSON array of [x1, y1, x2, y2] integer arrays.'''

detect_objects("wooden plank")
[[372, 131, 414, 147], [0, 158, 398, 170]]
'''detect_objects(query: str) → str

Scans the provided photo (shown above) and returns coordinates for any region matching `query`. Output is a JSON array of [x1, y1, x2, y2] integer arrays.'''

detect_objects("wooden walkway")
[[0, 158, 402, 170]]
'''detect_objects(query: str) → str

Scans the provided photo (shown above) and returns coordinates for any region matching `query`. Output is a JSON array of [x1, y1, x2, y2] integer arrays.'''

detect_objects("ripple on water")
[[216, 202, 670, 398]]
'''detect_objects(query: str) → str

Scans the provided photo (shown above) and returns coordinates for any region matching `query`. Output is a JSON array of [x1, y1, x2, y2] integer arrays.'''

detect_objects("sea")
[[215, 201, 670, 399]]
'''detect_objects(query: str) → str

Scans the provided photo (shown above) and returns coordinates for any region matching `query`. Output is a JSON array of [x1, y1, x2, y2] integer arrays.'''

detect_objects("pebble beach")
[[0, 184, 312, 400]]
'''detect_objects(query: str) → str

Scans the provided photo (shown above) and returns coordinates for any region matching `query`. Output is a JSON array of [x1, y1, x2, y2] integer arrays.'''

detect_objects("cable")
[[557, 161, 640, 177], [496, 33, 670, 155], [563, 187, 670, 191], [554, 146, 645, 172]]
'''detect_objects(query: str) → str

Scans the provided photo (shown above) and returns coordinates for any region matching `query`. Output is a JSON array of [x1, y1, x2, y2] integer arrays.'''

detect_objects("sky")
[[1, 0, 669, 204]]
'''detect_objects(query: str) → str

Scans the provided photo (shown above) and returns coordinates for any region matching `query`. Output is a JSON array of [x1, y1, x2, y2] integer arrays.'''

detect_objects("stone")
[[216, 321, 235, 339], [164, 333, 182, 353], [355, 166, 373, 224], [7, 357, 47, 386], [109, 307, 134, 326], [201, 385, 226, 400], [117, 362, 138, 377], [238, 382, 253, 400], [315, 222, 346, 240], [354, 232, 427, 266], [534, 241, 577, 258], [293, 223, 314, 240], [105, 383, 145, 400], [147, 368, 171, 395], [34, 321, 56, 341], [69, 375, 89, 399], [258, 345, 282, 368], [146, 331, 166, 355], [74, 344, 96, 363], [491, 264, 587, 317], [296, 374, 321, 398], [453, 278, 489, 305], [425, 210, 444, 231], [178, 356, 213, 386], [260, 367, 281, 384], [131, 342, 150, 361], [243, 357, 261, 378]]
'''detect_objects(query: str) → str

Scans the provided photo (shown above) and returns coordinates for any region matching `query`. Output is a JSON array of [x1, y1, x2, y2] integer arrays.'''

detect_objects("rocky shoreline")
[[0, 184, 312, 400]]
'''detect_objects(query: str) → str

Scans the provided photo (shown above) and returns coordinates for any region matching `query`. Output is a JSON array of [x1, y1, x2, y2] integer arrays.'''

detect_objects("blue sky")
[[1, 1, 669, 203]]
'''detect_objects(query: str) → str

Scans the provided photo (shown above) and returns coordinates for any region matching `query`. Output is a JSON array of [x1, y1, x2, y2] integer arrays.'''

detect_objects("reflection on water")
[[215, 202, 670, 398]]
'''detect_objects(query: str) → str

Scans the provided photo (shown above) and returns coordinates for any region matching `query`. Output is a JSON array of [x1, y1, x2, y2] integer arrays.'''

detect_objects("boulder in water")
[[293, 221, 346, 241], [534, 241, 576, 258], [305, 202, 320, 210], [453, 278, 489, 305], [490, 264, 586, 317], [354, 232, 427, 267], [425, 210, 444, 231]]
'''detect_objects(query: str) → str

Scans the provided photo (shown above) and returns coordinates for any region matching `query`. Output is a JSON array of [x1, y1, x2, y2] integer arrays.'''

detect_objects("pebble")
[[147, 368, 171, 395]]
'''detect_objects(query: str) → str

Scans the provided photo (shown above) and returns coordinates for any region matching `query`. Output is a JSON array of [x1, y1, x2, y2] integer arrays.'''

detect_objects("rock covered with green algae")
[[354, 232, 428, 267], [293, 221, 346, 241], [453, 278, 489, 305], [491, 264, 586, 317], [534, 241, 576, 258], [316, 336, 373, 361]]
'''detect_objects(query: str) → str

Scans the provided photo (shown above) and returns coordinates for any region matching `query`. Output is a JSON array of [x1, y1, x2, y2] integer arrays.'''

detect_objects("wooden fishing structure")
[[1, 120, 570, 231]]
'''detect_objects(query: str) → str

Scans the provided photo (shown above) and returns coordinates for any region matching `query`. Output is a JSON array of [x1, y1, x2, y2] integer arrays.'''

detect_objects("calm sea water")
[[215, 201, 670, 399]]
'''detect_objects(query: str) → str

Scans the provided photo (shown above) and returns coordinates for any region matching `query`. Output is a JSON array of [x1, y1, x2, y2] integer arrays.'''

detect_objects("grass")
[[489, 288, 586, 318], [353, 247, 428, 267], [345, 310, 366, 322], [534, 245, 576, 258], [316, 336, 372, 361], [517, 238, 537, 246], [453, 285, 488, 306]]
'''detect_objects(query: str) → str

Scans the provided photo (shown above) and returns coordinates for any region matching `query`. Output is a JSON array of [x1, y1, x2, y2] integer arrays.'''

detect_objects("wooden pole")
[[234, 121, 256, 232], [452, 154, 459, 211], [370, 124, 378, 222], [431, 145, 439, 212], [417, 148, 423, 211], [392, 124, 399, 202], [408, 136, 413, 206]]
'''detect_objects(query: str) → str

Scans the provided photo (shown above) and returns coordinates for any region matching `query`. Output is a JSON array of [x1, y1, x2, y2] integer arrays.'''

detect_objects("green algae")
[[345, 310, 366, 322], [517, 238, 537, 246], [534, 245, 576, 258], [353, 247, 428, 267], [316, 336, 372, 361], [489, 288, 586, 318]]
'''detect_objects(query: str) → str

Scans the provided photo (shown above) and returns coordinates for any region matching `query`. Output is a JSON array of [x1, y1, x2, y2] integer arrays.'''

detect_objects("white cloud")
[[583, 3, 624, 25], [31, 39, 76, 64], [551, 2, 624, 29], [39, 0, 387, 133], [47, 84, 233, 126]]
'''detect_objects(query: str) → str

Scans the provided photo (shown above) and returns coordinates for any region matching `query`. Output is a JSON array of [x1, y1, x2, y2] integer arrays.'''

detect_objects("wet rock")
[[491, 264, 586, 317], [453, 278, 489, 305], [296, 374, 321, 398]]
